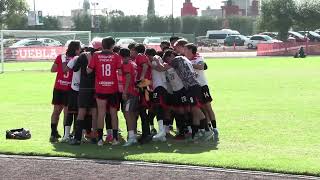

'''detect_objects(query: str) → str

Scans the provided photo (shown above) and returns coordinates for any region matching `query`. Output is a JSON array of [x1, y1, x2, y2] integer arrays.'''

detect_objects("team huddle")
[[49, 36, 219, 146]]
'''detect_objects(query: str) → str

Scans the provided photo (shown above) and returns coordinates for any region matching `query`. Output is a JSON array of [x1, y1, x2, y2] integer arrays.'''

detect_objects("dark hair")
[[113, 45, 121, 53], [185, 43, 197, 54], [66, 41, 81, 57], [119, 48, 131, 58], [170, 36, 180, 43], [102, 37, 115, 50], [145, 48, 157, 56], [128, 42, 136, 50], [161, 41, 170, 47], [175, 39, 188, 47], [134, 44, 146, 54], [163, 49, 177, 61]]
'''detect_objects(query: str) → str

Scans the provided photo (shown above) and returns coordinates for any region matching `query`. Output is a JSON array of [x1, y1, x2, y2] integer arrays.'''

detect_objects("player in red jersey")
[[50, 41, 81, 142], [120, 48, 140, 146], [87, 37, 122, 146], [130, 44, 153, 144]]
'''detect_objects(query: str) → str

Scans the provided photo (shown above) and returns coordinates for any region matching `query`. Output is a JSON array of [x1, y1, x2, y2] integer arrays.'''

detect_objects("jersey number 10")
[[102, 64, 111, 77]]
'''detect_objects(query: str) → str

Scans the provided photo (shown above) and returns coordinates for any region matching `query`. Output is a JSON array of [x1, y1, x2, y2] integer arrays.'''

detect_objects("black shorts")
[[151, 86, 168, 108], [52, 89, 69, 106], [121, 95, 139, 112], [172, 88, 187, 107], [78, 89, 96, 108], [68, 90, 79, 112], [186, 85, 203, 107], [200, 85, 213, 104], [96, 93, 120, 110]]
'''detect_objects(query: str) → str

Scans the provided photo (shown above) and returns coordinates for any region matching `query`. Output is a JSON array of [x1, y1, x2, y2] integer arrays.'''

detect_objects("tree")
[[227, 16, 254, 35], [109, 15, 142, 32], [196, 16, 223, 36], [0, 0, 28, 28], [143, 16, 167, 32], [72, 14, 92, 31], [293, 0, 320, 31], [258, 0, 296, 41], [181, 16, 199, 34], [147, 0, 155, 17], [109, 9, 125, 17]]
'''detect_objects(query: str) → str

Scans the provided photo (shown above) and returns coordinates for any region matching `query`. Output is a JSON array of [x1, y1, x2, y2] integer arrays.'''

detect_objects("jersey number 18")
[[102, 64, 111, 77]]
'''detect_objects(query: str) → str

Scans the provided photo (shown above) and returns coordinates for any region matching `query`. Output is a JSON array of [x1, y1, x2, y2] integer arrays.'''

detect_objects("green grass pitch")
[[0, 57, 319, 176]]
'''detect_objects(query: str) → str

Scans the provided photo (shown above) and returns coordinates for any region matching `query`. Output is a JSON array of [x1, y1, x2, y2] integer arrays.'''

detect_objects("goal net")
[[0, 30, 91, 73]]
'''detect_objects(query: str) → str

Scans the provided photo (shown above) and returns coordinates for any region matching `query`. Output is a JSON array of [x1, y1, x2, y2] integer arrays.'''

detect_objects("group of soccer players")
[[49, 36, 219, 146]]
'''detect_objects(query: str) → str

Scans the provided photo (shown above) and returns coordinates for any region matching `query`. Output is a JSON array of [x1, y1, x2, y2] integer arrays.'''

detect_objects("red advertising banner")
[[4, 46, 66, 61], [257, 42, 320, 56]]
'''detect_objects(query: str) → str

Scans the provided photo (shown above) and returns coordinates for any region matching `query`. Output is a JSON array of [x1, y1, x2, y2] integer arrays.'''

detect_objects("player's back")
[[90, 51, 121, 94], [54, 54, 74, 91]]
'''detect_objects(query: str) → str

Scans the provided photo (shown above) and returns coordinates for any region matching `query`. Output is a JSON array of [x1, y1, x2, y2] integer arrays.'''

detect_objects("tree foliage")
[[258, 0, 296, 41], [147, 0, 155, 17], [72, 14, 92, 31], [227, 16, 254, 35], [0, 0, 28, 28], [293, 0, 320, 31]]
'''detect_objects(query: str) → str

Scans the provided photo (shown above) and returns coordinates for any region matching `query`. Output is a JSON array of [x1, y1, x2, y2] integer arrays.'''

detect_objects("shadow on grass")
[[51, 136, 219, 161]]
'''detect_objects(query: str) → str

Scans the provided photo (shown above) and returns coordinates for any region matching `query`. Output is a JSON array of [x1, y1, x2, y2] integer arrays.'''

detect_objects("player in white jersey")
[[145, 48, 170, 142], [161, 50, 193, 140], [184, 43, 219, 140]]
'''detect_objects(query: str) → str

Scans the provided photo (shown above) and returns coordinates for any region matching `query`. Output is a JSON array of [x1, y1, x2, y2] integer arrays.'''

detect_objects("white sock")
[[128, 130, 135, 139], [107, 129, 112, 135], [158, 120, 164, 132], [187, 126, 192, 134], [165, 125, 170, 133], [64, 126, 71, 138]]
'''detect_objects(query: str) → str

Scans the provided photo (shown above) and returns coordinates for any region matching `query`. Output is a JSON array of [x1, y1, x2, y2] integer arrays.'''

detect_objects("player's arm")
[[192, 61, 205, 70], [87, 54, 95, 74], [152, 58, 170, 72], [51, 63, 58, 73], [123, 73, 131, 101], [139, 63, 148, 80], [73, 54, 85, 72]]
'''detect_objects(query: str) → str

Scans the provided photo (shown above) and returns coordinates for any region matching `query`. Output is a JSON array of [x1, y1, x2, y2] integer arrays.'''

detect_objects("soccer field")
[[0, 57, 319, 176]]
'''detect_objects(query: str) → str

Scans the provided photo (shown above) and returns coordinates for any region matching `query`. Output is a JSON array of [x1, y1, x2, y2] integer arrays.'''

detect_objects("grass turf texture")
[[0, 57, 319, 176]]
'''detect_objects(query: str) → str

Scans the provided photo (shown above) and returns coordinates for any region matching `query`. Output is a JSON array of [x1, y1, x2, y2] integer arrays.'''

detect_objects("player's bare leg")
[[96, 98, 106, 146]]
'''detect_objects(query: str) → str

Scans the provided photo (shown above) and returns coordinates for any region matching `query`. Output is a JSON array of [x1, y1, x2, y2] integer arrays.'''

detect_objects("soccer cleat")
[[60, 136, 71, 143], [150, 128, 157, 136], [213, 128, 219, 140], [105, 134, 113, 143], [138, 135, 152, 144], [111, 139, 120, 146], [122, 138, 137, 147], [201, 131, 214, 141], [174, 134, 185, 141], [49, 135, 59, 143], [152, 131, 166, 142], [97, 139, 104, 146], [69, 139, 81, 146]]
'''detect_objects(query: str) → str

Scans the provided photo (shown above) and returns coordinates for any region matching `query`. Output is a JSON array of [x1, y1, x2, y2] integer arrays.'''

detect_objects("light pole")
[[33, 0, 37, 25], [171, 0, 174, 36]]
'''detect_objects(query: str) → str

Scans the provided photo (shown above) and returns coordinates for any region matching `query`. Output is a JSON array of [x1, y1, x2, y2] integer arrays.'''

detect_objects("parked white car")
[[245, 35, 282, 49], [116, 38, 135, 48]]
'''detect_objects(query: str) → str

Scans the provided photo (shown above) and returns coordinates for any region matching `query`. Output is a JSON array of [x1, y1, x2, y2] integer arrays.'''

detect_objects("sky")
[[26, 0, 224, 17]]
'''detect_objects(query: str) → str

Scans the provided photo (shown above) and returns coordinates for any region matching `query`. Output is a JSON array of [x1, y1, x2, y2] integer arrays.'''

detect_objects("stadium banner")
[[257, 42, 320, 56], [4, 47, 66, 61]]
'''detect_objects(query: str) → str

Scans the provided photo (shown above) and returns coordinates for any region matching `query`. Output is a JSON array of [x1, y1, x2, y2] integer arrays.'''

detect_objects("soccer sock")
[[105, 113, 112, 132], [107, 129, 112, 136], [113, 129, 119, 141], [157, 120, 164, 132], [97, 129, 103, 140], [205, 122, 210, 131], [192, 125, 200, 138], [148, 111, 156, 126], [211, 120, 217, 129], [84, 115, 92, 133], [163, 119, 170, 133], [51, 123, 58, 135], [176, 114, 186, 135], [64, 126, 71, 138], [200, 119, 207, 132], [140, 109, 150, 136], [75, 120, 84, 141], [187, 126, 192, 134], [128, 130, 135, 139]]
